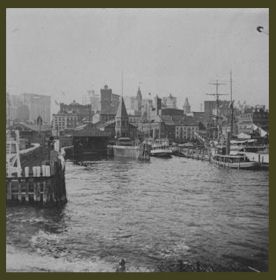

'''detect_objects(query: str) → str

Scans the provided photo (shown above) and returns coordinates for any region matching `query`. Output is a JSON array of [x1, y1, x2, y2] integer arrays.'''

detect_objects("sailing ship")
[[208, 72, 267, 170]]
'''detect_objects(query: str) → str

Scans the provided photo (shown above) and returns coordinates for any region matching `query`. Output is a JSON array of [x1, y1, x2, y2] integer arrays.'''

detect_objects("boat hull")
[[113, 145, 140, 160], [150, 149, 172, 158], [244, 152, 269, 169], [211, 158, 258, 170], [172, 150, 186, 157]]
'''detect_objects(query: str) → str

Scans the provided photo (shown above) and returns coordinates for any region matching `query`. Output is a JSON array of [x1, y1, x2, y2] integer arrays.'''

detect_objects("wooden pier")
[[6, 130, 67, 207], [6, 174, 66, 206]]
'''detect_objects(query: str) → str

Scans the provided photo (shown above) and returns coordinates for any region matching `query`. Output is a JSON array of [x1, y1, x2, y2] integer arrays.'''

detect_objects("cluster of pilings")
[[6, 149, 67, 207]]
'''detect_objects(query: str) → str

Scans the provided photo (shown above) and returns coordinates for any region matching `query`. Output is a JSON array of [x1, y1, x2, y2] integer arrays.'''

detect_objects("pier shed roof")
[[73, 123, 111, 137]]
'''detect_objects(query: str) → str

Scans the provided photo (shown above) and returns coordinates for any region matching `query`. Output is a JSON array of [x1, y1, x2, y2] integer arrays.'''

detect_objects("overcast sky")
[[7, 8, 268, 113]]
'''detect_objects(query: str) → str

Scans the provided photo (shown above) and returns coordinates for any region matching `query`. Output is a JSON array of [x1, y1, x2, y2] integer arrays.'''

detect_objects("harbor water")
[[6, 156, 269, 272]]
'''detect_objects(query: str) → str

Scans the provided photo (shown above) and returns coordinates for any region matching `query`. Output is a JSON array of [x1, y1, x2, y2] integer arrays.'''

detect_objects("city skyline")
[[6, 9, 270, 273], [7, 8, 269, 113]]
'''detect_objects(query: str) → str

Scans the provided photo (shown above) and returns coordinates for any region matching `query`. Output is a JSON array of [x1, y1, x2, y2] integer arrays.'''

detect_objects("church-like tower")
[[115, 97, 129, 138], [136, 87, 142, 115], [183, 97, 191, 114]]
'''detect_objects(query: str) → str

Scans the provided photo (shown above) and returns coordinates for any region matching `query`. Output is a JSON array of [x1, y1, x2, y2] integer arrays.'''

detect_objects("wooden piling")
[[7, 149, 67, 207], [39, 181, 43, 203], [7, 181, 12, 200], [29, 178, 34, 202], [18, 181, 22, 202], [33, 181, 38, 202], [25, 180, 29, 202], [14, 181, 19, 201], [43, 181, 47, 204]]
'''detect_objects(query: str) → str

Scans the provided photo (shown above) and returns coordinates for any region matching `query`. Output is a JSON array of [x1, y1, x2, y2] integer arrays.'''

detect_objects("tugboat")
[[209, 72, 258, 170]]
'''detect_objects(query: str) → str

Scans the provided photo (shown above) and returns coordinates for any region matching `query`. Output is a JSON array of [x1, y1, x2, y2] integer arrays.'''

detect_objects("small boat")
[[150, 139, 172, 158], [211, 153, 258, 170]]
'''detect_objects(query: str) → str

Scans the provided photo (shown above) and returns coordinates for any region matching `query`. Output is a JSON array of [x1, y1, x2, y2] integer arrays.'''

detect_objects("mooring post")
[[24, 166, 29, 177]]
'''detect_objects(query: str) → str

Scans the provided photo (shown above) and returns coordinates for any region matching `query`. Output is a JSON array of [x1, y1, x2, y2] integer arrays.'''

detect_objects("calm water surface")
[[6, 156, 269, 272]]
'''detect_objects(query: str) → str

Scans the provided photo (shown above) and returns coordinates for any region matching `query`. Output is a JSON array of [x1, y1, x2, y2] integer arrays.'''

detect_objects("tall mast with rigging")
[[206, 80, 228, 139], [121, 71, 124, 97], [230, 71, 234, 137]]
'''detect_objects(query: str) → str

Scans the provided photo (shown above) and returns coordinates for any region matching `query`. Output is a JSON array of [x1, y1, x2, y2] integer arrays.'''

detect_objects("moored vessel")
[[150, 139, 172, 158], [113, 137, 150, 160], [211, 153, 258, 170]]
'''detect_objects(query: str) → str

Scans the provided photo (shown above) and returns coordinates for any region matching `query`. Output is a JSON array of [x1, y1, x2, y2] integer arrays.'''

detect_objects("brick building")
[[100, 85, 120, 122], [52, 112, 79, 133], [60, 100, 92, 122], [175, 116, 199, 142]]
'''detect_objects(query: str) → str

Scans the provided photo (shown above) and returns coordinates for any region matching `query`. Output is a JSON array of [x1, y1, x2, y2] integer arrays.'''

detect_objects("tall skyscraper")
[[100, 85, 120, 122], [22, 93, 51, 124]]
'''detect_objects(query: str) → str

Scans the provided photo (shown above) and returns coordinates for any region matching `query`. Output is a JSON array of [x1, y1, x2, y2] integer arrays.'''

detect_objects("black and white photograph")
[[6, 8, 269, 272]]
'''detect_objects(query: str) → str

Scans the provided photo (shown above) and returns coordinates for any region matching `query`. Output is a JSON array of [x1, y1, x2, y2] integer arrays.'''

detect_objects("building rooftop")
[[73, 123, 111, 137], [13, 122, 52, 132], [161, 115, 199, 126]]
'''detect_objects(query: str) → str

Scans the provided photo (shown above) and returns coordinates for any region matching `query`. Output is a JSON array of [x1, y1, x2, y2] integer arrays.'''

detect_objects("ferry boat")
[[150, 139, 172, 158], [211, 153, 258, 170], [113, 137, 150, 161]]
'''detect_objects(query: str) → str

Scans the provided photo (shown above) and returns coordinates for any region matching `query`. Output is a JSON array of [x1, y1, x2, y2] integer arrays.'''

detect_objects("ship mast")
[[230, 71, 234, 137], [121, 71, 124, 97], [207, 80, 228, 139]]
